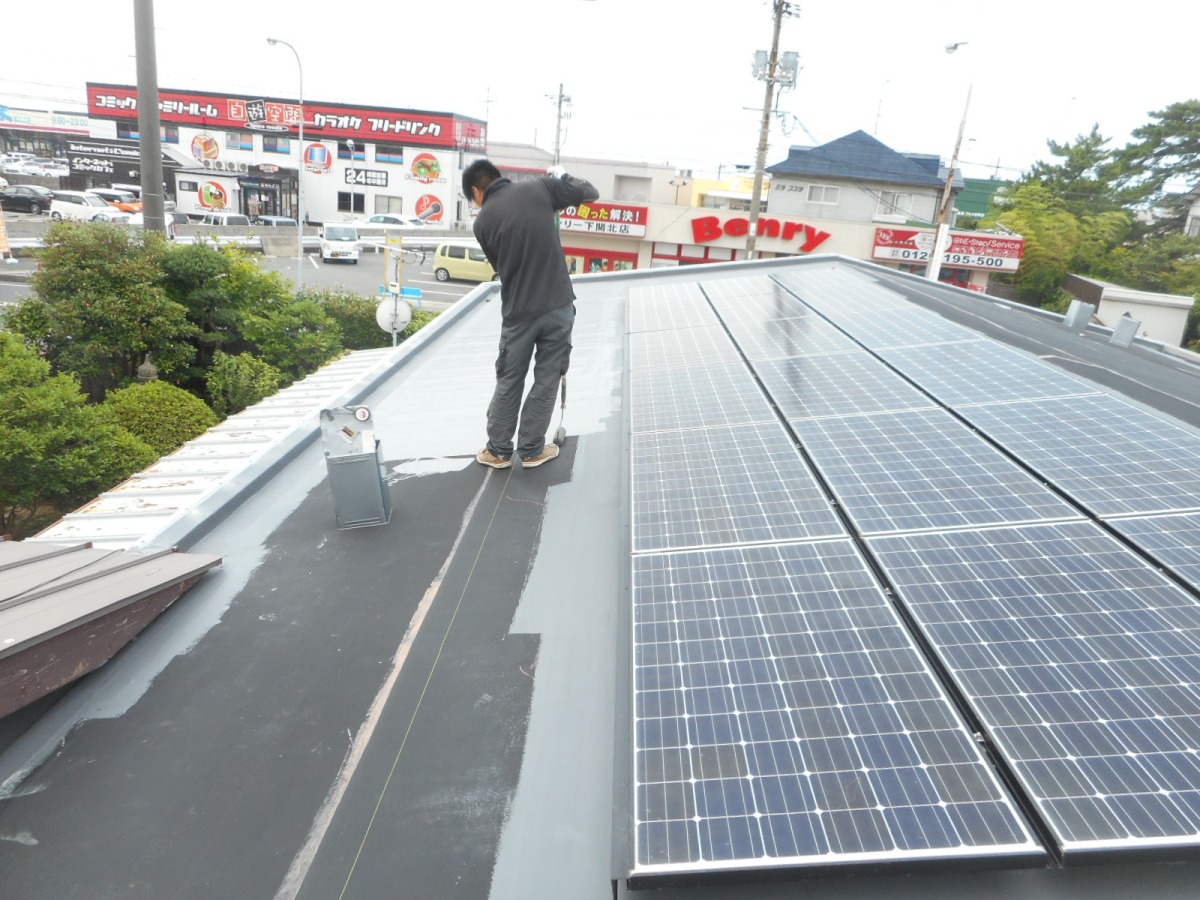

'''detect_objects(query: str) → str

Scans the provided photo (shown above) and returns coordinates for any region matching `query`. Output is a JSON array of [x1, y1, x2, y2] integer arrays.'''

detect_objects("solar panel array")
[[624, 268, 1200, 885]]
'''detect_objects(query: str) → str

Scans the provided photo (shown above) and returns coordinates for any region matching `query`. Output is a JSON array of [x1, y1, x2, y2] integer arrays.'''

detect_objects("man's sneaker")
[[476, 447, 512, 469], [521, 442, 560, 469]]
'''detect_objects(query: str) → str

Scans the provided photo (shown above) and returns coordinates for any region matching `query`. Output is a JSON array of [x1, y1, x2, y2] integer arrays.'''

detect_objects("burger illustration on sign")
[[199, 181, 228, 210], [191, 133, 219, 163], [410, 153, 441, 184]]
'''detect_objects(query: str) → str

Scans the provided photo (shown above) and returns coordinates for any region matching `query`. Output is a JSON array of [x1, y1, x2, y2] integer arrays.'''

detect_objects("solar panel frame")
[[630, 541, 1045, 882], [868, 521, 1200, 858], [790, 408, 1085, 535]]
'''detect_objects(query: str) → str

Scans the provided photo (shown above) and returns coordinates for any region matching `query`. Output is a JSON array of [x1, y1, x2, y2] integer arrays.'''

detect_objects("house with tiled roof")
[[765, 130, 956, 226]]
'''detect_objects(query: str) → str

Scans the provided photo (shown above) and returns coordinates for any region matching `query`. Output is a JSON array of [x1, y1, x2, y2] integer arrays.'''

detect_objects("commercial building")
[[3, 87, 1021, 290]]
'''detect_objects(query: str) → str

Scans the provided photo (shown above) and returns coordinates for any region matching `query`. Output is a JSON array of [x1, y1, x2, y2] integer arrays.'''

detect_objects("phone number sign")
[[873, 228, 1025, 272]]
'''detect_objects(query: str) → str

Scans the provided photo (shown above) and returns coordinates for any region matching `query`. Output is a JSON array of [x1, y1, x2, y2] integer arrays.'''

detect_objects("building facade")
[[3, 90, 1021, 289]]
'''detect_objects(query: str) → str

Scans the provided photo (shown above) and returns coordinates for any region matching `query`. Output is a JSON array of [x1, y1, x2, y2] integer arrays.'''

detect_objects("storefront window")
[[563, 247, 637, 274], [226, 132, 253, 151]]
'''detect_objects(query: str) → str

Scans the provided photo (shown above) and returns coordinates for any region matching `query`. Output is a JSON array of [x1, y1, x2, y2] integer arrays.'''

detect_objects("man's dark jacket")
[[472, 173, 599, 322]]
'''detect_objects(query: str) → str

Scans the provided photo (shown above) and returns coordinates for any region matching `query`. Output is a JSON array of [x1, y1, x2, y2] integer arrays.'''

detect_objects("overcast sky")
[[2, 1, 1193, 181]]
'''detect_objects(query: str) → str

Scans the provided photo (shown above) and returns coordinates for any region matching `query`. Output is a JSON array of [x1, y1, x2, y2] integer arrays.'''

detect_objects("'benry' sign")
[[690, 215, 831, 253]]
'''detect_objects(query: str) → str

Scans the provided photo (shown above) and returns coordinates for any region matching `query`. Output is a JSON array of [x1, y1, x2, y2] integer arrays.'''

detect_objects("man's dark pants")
[[487, 302, 574, 460]]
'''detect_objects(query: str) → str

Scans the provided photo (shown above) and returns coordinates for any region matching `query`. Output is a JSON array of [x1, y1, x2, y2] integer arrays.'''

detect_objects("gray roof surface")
[[2, 257, 1200, 898], [767, 131, 946, 188]]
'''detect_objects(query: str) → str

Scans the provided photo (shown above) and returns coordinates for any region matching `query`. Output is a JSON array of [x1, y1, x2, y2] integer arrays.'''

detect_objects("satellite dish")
[[375, 295, 413, 339]]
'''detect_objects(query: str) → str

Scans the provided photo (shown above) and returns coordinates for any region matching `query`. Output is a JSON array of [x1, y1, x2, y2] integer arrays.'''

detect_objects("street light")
[[267, 36, 305, 290]]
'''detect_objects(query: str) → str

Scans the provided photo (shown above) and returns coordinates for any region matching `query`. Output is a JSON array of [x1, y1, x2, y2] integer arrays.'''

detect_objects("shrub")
[[206, 351, 284, 418], [103, 380, 218, 456]]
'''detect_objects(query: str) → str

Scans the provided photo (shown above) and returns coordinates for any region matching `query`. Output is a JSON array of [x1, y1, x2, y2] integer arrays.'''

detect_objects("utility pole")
[[747, 1, 798, 259], [926, 42, 971, 283], [925, 84, 971, 283], [549, 83, 572, 165], [133, 0, 166, 234]]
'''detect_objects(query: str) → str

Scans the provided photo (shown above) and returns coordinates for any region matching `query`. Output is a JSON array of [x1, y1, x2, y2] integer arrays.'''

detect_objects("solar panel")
[[878, 341, 1104, 406], [1111, 512, 1200, 593], [703, 275, 810, 315], [630, 422, 846, 552], [719, 313, 860, 362], [774, 268, 912, 315], [629, 326, 743, 371], [868, 521, 1200, 857], [824, 309, 981, 350], [702, 278, 811, 327], [791, 408, 1085, 535], [629, 283, 720, 333], [754, 354, 938, 421], [631, 541, 1044, 882], [629, 361, 779, 434], [958, 395, 1200, 517]]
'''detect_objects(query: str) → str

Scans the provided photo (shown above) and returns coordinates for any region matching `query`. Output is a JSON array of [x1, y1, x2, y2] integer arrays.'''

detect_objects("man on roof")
[[463, 158, 600, 470]]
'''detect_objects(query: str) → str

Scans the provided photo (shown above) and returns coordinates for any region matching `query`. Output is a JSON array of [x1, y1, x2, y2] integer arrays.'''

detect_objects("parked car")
[[198, 212, 251, 226], [50, 191, 132, 223], [433, 240, 496, 282], [0, 184, 56, 214], [110, 183, 177, 212], [25, 158, 69, 177], [254, 215, 297, 227], [320, 224, 360, 264], [0, 176, 7, 189], [89, 188, 143, 213], [353, 213, 424, 230]]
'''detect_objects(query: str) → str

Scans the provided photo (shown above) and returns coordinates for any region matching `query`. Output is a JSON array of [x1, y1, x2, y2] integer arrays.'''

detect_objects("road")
[[258, 244, 477, 311]]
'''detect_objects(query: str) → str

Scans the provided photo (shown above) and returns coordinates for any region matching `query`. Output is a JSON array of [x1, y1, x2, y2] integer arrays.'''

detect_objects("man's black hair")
[[463, 159, 502, 200]]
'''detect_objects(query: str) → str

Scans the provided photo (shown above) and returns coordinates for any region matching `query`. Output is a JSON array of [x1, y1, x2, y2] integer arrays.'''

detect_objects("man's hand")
[[546, 165, 567, 179]]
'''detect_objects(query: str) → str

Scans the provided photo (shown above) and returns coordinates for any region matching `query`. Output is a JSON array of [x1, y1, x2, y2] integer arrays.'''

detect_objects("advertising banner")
[[873, 228, 1025, 271], [87, 84, 486, 152], [560, 201, 649, 238]]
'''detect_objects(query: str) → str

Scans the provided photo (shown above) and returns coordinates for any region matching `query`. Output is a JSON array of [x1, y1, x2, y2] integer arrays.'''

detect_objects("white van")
[[321, 224, 360, 264], [50, 191, 132, 223], [198, 212, 251, 227], [433, 240, 496, 282]]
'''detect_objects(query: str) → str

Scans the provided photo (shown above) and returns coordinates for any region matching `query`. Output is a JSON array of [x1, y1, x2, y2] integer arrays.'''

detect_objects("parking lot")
[[0, 211, 483, 310]]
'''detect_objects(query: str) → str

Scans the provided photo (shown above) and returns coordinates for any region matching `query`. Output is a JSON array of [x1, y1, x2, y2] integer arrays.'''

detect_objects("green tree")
[[205, 351, 283, 418], [161, 242, 292, 392], [1117, 99, 1200, 227], [0, 331, 156, 538], [102, 380, 218, 456], [984, 184, 1083, 305], [1022, 125, 1142, 217], [8, 221, 197, 401], [304, 288, 389, 351], [241, 294, 343, 379]]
